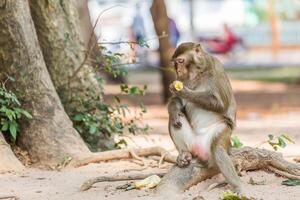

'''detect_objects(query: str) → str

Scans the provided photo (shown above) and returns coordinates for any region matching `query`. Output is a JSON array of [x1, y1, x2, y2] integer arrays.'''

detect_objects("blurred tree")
[[150, 0, 175, 103], [0, 0, 90, 166]]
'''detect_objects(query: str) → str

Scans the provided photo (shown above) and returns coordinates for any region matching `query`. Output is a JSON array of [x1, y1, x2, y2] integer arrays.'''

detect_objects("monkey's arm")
[[176, 88, 225, 113], [168, 96, 185, 128]]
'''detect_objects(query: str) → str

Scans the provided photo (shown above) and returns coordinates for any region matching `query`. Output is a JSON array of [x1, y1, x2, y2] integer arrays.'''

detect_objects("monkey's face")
[[173, 56, 189, 80], [172, 43, 207, 81]]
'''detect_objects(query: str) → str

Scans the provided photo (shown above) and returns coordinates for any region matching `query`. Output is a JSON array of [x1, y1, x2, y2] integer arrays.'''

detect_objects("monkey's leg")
[[169, 115, 195, 167], [211, 127, 244, 193]]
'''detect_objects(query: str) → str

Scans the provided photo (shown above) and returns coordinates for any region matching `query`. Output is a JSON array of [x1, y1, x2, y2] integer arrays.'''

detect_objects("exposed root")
[[0, 132, 24, 172], [268, 166, 300, 180], [128, 148, 146, 166], [158, 152, 167, 168], [80, 171, 167, 191], [294, 157, 300, 163], [73, 146, 176, 167], [156, 146, 300, 194]]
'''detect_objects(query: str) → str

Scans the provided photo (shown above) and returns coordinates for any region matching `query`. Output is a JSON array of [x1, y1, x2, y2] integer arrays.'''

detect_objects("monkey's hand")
[[170, 112, 184, 128], [176, 152, 192, 167], [169, 83, 189, 96]]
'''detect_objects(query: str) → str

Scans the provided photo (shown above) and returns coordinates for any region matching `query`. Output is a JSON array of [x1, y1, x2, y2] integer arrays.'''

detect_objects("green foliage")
[[71, 42, 150, 151], [267, 134, 294, 151], [231, 135, 243, 148], [221, 190, 253, 200], [120, 84, 147, 96], [0, 81, 32, 141], [282, 179, 300, 186]]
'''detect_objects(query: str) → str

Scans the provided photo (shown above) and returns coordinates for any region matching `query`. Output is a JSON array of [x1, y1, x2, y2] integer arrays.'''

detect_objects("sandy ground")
[[1, 108, 300, 200], [1, 162, 300, 200], [1, 80, 300, 200]]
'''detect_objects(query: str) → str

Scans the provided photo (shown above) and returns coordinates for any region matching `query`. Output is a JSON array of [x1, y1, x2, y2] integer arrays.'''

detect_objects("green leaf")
[[21, 110, 32, 119], [278, 137, 286, 148], [282, 179, 300, 186], [9, 122, 17, 141], [89, 126, 97, 134], [1, 121, 9, 131], [129, 86, 139, 95], [231, 135, 243, 148], [73, 114, 84, 121], [5, 109, 15, 121]]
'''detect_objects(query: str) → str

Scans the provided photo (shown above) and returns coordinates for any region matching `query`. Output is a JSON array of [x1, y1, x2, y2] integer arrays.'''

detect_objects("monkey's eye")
[[177, 58, 185, 64]]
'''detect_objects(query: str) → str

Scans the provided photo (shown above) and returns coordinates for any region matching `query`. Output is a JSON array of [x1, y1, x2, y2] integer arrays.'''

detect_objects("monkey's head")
[[171, 42, 206, 80]]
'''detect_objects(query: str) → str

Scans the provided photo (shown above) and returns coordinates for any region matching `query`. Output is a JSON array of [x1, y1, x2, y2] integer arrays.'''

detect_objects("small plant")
[[267, 134, 294, 151], [221, 190, 253, 200], [0, 78, 32, 141], [231, 135, 243, 148], [71, 42, 150, 151]]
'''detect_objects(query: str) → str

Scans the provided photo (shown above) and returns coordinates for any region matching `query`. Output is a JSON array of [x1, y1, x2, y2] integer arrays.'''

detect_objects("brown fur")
[[168, 42, 243, 193]]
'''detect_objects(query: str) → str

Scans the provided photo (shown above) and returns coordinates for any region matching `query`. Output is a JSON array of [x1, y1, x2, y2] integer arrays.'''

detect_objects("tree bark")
[[150, 0, 175, 103], [0, 0, 90, 165], [0, 132, 24, 172], [29, 0, 102, 115]]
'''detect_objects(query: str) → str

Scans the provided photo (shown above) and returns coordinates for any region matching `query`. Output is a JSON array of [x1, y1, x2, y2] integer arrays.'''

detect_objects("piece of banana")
[[134, 175, 161, 189], [173, 80, 183, 91]]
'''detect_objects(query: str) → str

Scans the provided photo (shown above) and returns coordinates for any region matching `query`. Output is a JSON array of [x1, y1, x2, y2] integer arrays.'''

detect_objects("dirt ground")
[[1, 80, 300, 200]]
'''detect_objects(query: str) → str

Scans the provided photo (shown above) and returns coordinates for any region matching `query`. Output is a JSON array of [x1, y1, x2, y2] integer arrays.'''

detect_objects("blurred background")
[[85, 0, 300, 157]]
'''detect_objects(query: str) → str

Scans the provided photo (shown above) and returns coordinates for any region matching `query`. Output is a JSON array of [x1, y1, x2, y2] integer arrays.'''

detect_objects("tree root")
[[80, 171, 167, 191], [0, 132, 24, 172], [156, 146, 300, 194], [73, 146, 176, 167], [79, 146, 300, 193]]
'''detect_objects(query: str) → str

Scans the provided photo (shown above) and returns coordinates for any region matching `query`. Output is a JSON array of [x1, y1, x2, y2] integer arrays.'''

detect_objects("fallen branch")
[[156, 146, 300, 194], [73, 146, 176, 167], [80, 171, 167, 191]]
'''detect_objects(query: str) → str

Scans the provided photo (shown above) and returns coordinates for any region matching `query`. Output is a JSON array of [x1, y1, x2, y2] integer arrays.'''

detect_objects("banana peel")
[[134, 175, 161, 189]]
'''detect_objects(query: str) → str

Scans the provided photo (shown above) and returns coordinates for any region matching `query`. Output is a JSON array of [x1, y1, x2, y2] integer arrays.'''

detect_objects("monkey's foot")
[[176, 152, 192, 167]]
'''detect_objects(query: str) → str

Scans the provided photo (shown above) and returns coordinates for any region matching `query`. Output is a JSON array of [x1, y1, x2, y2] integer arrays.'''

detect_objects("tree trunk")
[[29, 0, 102, 115], [76, 0, 96, 52], [150, 0, 175, 103], [0, 132, 24, 172], [0, 0, 90, 165]]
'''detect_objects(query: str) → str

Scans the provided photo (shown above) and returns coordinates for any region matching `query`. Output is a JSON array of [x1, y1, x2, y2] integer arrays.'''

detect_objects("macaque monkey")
[[168, 42, 244, 193]]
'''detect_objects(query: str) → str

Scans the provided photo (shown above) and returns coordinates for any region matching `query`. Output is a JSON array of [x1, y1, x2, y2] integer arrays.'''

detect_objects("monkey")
[[167, 42, 244, 193]]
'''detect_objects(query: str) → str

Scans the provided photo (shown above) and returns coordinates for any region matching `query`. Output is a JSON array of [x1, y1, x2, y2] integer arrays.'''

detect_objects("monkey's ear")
[[194, 43, 203, 54]]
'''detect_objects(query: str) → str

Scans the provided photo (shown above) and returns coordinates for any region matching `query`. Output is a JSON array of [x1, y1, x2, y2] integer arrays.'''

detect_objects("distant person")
[[199, 24, 242, 54], [168, 17, 180, 47], [131, 5, 145, 43]]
